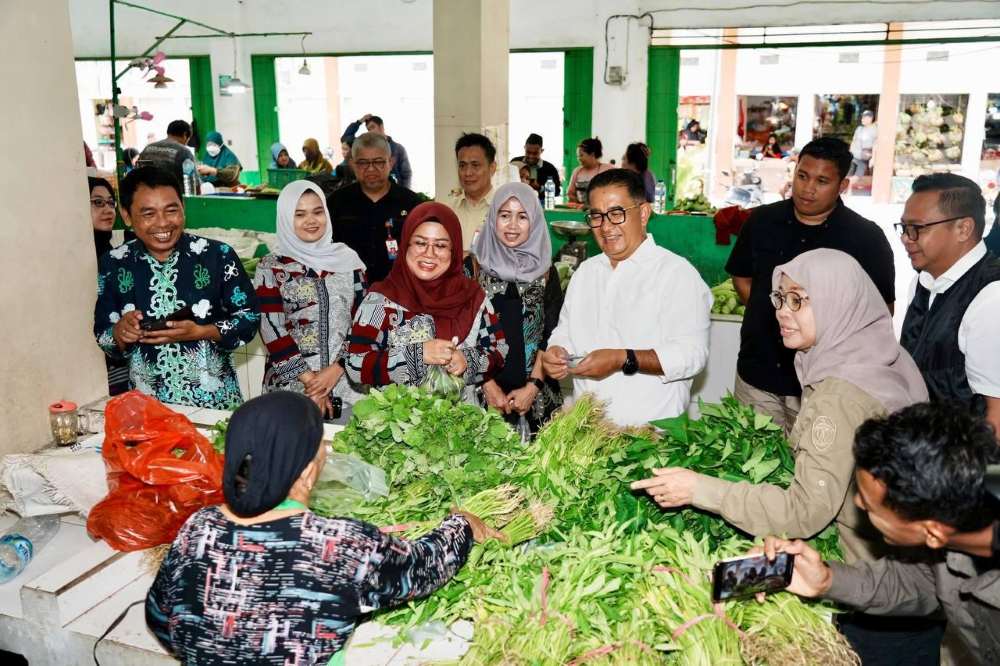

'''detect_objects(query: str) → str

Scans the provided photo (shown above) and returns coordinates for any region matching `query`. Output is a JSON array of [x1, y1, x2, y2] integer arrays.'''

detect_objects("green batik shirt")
[[94, 233, 260, 409]]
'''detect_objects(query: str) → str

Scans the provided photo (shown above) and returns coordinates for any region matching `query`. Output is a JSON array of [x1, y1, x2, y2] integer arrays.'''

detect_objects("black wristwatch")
[[622, 349, 639, 376], [529, 377, 546, 392]]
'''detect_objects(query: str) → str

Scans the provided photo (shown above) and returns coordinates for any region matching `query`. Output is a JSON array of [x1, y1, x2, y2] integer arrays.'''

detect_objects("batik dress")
[[146, 506, 472, 665], [94, 233, 260, 409], [253, 254, 366, 403]]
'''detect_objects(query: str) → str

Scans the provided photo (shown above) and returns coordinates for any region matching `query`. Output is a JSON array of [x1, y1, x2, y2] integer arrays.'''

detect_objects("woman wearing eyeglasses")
[[89, 177, 130, 395], [346, 202, 507, 401], [633, 249, 927, 563], [468, 183, 563, 433]]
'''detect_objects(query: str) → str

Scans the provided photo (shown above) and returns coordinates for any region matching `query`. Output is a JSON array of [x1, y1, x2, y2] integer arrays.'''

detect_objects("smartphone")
[[140, 304, 195, 332], [711, 552, 794, 602]]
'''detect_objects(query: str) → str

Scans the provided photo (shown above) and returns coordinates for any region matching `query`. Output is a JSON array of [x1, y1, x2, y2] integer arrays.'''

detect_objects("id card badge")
[[385, 238, 399, 260]]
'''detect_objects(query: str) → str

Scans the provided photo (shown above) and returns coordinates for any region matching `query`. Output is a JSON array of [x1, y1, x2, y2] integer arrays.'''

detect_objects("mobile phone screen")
[[712, 552, 794, 602]]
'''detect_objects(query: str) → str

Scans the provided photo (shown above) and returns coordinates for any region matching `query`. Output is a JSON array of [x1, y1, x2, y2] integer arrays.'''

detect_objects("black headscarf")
[[89, 177, 114, 259], [223, 392, 324, 517]]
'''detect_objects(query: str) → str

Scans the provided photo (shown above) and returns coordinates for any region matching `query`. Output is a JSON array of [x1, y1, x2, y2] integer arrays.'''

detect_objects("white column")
[[961, 90, 988, 179], [0, 0, 107, 453], [432, 0, 510, 199]]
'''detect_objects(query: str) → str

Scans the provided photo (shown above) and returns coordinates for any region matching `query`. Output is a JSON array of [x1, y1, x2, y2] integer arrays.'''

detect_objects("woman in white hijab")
[[468, 182, 563, 434], [253, 181, 367, 415]]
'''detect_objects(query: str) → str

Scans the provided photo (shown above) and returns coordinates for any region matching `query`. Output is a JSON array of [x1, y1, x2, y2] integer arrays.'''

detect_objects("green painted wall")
[[562, 48, 594, 183], [188, 56, 215, 162], [646, 47, 680, 207], [251, 54, 280, 180]]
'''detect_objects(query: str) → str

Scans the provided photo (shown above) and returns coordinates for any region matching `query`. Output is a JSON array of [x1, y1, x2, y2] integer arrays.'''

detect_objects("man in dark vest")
[[899, 173, 1000, 437]]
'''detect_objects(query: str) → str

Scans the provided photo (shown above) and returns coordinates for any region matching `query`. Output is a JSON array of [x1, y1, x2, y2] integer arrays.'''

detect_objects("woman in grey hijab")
[[468, 182, 563, 433]]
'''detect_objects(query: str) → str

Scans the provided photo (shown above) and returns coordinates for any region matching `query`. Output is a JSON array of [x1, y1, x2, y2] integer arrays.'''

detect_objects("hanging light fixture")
[[298, 35, 311, 75], [148, 65, 174, 89], [224, 36, 251, 94]]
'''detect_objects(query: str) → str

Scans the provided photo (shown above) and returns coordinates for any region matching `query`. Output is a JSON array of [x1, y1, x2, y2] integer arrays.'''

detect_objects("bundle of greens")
[[710, 279, 745, 317]]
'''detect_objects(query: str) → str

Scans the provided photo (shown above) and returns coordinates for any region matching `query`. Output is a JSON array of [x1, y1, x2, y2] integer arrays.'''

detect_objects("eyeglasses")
[[584, 203, 642, 228], [91, 198, 116, 209], [355, 158, 389, 172], [410, 238, 452, 256], [893, 216, 963, 241], [770, 290, 810, 312]]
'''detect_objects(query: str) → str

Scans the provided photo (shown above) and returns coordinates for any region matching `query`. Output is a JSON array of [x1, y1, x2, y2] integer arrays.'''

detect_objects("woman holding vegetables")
[[468, 183, 563, 433], [632, 248, 933, 662], [346, 202, 507, 402], [254, 181, 366, 416], [146, 391, 502, 665]]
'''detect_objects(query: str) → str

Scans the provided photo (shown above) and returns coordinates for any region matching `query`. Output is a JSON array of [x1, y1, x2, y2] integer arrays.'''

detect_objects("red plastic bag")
[[86, 391, 225, 551]]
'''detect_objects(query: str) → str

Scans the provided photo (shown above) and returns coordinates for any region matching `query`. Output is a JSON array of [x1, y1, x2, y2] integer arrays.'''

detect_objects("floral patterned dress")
[[94, 233, 259, 409], [253, 254, 366, 404]]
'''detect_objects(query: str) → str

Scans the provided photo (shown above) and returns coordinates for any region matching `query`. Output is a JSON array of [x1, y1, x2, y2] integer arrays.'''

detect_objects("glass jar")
[[48, 401, 79, 446]]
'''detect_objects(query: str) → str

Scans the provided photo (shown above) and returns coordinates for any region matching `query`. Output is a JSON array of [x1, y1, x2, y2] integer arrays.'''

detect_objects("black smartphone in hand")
[[711, 552, 794, 602], [140, 304, 195, 332]]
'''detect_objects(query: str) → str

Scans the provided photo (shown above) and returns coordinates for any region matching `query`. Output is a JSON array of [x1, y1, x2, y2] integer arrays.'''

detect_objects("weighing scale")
[[550, 220, 592, 269]]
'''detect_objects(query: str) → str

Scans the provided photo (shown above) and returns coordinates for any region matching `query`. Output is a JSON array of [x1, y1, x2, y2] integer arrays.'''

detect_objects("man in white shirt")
[[898, 173, 1000, 437], [444, 133, 496, 251], [541, 169, 712, 427]]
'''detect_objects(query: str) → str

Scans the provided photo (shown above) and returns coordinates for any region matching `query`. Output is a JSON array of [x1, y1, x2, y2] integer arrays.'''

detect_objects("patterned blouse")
[[94, 234, 259, 409], [345, 293, 507, 394], [253, 254, 366, 403], [146, 507, 472, 665]]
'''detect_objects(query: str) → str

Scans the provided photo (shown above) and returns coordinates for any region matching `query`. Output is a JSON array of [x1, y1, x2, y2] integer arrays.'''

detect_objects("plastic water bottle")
[[0, 515, 60, 584], [182, 159, 197, 196], [544, 178, 556, 210], [654, 180, 667, 214]]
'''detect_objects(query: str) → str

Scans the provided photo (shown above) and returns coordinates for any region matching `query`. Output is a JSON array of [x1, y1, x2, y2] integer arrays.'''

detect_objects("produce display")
[[672, 193, 715, 215], [554, 261, 575, 292], [894, 96, 967, 177], [314, 387, 853, 664], [710, 279, 745, 317]]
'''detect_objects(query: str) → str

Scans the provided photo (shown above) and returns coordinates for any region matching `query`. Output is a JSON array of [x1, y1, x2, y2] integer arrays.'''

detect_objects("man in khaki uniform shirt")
[[444, 133, 496, 251], [759, 403, 1000, 666]]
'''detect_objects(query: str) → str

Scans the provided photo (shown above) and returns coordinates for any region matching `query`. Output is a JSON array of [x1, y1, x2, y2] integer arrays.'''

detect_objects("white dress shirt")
[[547, 236, 712, 426], [905, 241, 1000, 397], [445, 186, 494, 251]]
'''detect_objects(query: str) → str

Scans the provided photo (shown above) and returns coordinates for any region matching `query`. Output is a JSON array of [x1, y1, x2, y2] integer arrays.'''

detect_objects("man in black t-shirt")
[[136, 119, 196, 189], [327, 132, 422, 282], [725, 138, 895, 433], [510, 133, 561, 203]]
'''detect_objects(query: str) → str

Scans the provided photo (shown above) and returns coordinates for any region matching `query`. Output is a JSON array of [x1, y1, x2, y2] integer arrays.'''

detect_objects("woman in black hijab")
[[145, 392, 499, 666]]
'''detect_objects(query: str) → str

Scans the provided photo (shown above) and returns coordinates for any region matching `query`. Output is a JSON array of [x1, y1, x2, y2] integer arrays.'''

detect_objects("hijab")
[[772, 249, 927, 412], [275, 180, 365, 274], [89, 177, 114, 258], [202, 130, 240, 169], [300, 138, 330, 173], [472, 182, 552, 283], [370, 202, 486, 341], [223, 391, 324, 517], [270, 142, 294, 169]]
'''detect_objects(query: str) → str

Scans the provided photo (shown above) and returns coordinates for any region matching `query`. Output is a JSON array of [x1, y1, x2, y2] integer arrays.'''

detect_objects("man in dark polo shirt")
[[725, 137, 895, 433], [898, 174, 1000, 437], [327, 132, 422, 282]]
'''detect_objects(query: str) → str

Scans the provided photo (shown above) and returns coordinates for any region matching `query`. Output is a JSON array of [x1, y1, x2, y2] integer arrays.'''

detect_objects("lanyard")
[[384, 217, 395, 240], [274, 498, 308, 511]]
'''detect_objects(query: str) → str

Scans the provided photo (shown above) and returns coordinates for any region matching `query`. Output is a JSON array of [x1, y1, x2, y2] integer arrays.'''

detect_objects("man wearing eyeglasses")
[[541, 169, 711, 426], [898, 173, 1000, 437], [327, 132, 422, 282], [724, 138, 895, 435]]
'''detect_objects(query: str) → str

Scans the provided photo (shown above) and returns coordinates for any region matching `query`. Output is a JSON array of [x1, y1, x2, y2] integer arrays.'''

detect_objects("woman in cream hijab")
[[252, 181, 366, 415]]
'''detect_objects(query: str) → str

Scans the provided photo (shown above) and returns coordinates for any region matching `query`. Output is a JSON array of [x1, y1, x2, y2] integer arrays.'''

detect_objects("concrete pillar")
[[709, 30, 739, 199], [432, 0, 509, 199], [0, 0, 107, 453], [871, 23, 903, 204], [324, 57, 343, 155]]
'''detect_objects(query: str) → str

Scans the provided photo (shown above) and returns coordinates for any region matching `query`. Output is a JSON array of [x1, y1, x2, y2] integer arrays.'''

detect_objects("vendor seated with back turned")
[[541, 169, 711, 427], [146, 391, 502, 666], [346, 202, 507, 402], [94, 166, 259, 409]]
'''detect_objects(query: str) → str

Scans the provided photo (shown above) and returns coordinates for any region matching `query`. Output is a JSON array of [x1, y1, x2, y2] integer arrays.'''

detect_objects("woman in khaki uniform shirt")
[[632, 248, 927, 564]]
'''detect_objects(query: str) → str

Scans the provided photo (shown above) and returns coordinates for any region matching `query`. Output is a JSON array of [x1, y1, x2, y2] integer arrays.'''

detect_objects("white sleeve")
[[959, 282, 1000, 397], [653, 262, 712, 382], [545, 267, 579, 353]]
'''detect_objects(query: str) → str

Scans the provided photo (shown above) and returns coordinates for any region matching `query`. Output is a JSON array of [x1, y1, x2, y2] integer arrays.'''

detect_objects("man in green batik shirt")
[[94, 167, 260, 409]]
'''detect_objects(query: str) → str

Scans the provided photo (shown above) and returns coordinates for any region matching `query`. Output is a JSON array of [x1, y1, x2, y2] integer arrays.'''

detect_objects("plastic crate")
[[267, 168, 309, 189]]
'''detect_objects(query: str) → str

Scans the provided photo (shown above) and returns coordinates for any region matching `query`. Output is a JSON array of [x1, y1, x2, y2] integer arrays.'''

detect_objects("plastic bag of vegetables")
[[420, 363, 465, 400]]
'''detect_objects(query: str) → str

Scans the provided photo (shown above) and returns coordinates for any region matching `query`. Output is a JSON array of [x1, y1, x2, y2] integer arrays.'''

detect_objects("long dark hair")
[[625, 143, 650, 173]]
